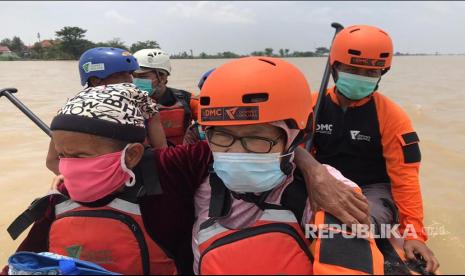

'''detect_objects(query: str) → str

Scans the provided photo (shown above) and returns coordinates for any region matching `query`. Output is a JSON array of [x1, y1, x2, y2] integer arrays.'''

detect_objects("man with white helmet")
[[132, 49, 200, 146]]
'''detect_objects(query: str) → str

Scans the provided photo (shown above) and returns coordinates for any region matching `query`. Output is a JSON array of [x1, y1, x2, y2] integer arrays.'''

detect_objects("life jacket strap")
[[231, 191, 283, 211], [171, 88, 193, 130], [7, 193, 68, 240], [207, 169, 231, 219]]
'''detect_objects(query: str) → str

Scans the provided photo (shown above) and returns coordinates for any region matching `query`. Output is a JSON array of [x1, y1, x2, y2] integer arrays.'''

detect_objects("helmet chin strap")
[[154, 70, 162, 83], [331, 66, 339, 83]]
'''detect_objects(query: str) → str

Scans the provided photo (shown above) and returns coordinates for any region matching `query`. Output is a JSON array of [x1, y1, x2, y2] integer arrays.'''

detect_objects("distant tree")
[[10, 36, 26, 56], [0, 38, 12, 48], [55, 26, 94, 59], [250, 51, 265, 56], [10, 37, 25, 52], [264, 48, 274, 57], [292, 51, 317, 57], [96, 38, 128, 50], [221, 51, 240, 58], [0, 36, 26, 57], [199, 52, 208, 59], [56, 26, 86, 41], [30, 42, 44, 59], [279, 49, 285, 57], [285, 48, 290, 57], [130, 40, 160, 53], [315, 47, 329, 56]]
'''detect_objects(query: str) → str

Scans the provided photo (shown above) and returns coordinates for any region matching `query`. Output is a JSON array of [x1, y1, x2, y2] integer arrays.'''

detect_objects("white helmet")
[[133, 48, 172, 75]]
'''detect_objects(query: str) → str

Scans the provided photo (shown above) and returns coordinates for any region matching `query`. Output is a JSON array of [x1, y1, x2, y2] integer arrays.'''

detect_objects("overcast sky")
[[1, 1, 464, 55]]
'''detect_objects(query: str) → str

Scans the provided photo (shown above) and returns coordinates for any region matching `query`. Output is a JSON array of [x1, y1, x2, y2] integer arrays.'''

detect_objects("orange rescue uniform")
[[312, 87, 427, 242]]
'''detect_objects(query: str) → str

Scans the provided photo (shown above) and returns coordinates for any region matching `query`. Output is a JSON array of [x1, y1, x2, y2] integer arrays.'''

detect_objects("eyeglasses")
[[206, 129, 283, 153]]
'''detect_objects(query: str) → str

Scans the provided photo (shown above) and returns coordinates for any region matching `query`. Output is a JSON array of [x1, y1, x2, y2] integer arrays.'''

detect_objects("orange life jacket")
[[311, 211, 385, 275], [198, 209, 314, 275], [49, 198, 177, 275], [201, 169, 385, 275], [158, 89, 193, 146]]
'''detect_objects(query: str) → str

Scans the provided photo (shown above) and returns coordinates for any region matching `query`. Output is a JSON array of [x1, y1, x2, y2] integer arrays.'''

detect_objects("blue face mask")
[[133, 78, 153, 96], [212, 152, 290, 193], [335, 72, 380, 100]]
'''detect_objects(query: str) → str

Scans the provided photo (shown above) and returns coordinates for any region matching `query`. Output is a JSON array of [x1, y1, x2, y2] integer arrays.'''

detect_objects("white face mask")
[[212, 152, 292, 193]]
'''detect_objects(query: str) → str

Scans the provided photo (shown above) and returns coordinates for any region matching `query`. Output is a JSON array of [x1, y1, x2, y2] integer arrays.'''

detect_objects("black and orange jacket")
[[312, 86, 427, 242]]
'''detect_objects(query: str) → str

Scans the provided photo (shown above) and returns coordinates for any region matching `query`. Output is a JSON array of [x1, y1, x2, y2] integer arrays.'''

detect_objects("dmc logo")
[[204, 108, 222, 117], [316, 124, 333, 135], [226, 107, 239, 119]]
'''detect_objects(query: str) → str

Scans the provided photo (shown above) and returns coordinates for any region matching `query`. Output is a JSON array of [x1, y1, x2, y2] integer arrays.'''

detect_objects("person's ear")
[[124, 143, 145, 169], [160, 74, 168, 85]]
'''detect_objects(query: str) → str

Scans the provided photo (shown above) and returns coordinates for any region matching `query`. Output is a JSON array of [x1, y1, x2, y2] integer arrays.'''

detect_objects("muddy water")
[[0, 57, 464, 273]]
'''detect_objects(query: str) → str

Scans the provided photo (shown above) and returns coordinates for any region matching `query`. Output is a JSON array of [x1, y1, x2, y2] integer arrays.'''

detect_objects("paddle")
[[0, 88, 52, 137], [305, 22, 344, 151]]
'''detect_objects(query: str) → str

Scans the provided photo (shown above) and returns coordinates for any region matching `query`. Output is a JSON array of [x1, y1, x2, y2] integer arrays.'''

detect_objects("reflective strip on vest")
[[199, 223, 229, 245], [55, 199, 141, 216], [108, 199, 141, 215], [260, 209, 298, 223], [199, 209, 297, 244], [55, 201, 81, 216]]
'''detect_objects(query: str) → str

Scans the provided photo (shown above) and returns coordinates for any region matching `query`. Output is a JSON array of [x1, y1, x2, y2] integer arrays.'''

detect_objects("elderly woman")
[[191, 57, 381, 274]]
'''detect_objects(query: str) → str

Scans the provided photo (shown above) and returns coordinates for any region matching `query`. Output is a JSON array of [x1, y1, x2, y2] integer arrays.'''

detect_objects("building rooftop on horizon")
[[0, 46, 12, 54]]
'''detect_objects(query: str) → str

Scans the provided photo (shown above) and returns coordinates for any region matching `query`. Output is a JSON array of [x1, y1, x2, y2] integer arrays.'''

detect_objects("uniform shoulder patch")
[[401, 132, 420, 145], [400, 132, 421, 163]]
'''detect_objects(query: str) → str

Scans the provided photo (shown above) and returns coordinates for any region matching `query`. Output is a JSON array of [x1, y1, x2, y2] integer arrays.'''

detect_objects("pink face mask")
[[59, 145, 136, 203]]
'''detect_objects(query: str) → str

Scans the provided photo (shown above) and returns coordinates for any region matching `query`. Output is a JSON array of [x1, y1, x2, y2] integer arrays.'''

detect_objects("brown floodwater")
[[0, 57, 464, 273]]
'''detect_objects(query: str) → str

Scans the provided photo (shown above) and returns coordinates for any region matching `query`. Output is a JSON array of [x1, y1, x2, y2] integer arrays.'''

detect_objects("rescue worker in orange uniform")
[[311, 25, 440, 273], [192, 56, 383, 275], [132, 49, 200, 146]]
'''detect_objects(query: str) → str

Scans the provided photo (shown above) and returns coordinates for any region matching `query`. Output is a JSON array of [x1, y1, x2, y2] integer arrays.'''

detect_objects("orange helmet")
[[330, 25, 393, 70], [198, 57, 312, 130]]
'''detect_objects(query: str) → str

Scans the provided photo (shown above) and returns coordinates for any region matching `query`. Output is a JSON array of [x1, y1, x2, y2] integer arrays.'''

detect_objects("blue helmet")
[[197, 68, 216, 90], [78, 47, 139, 86]]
